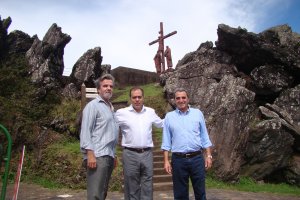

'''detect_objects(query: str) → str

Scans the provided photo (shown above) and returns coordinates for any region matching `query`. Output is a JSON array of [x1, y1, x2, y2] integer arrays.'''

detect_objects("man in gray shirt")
[[80, 74, 119, 200]]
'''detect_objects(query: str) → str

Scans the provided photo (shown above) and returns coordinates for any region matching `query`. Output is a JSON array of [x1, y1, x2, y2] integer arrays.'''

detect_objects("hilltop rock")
[[7, 30, 34, 55], [0, 16, 11, 57], [26, 23, 71, 94], [62, 47, 110, 98], [162, 24, 300, 185], [70, 47, 105, 89]]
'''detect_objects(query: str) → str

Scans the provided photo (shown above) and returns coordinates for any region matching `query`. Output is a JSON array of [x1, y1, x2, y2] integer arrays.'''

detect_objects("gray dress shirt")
[[80, 96, 119, 159]]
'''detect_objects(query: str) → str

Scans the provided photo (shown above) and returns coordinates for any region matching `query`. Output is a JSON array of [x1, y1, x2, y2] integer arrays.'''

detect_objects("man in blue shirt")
[[161, 88, 213, 200], [80, 74, 119, 200]]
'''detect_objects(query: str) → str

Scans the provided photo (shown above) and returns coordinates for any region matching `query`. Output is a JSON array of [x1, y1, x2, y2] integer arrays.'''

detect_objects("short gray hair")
[[174, 88, 189, 98], [95, 74, 115, 89]]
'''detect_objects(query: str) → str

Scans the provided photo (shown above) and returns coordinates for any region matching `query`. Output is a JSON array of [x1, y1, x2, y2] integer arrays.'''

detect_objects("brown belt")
[[124, 147, 151, 153], [173, 150, 202, 158]]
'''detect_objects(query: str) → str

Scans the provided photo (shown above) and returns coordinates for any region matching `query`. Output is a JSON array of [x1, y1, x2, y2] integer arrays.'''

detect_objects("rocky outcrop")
[[0, 16, 12, 58], [1, 16, 34, 57], [62, 47, 110, 99], [161, 24, 300, 185], [26, 23, 71, 92], [7, 30, 34, 55], [161, 43, 256, 182], [70, 47, 105, 89]]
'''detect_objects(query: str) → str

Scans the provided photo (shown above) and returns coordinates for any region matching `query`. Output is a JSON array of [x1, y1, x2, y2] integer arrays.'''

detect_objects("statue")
[[164, 46, 173, 69], [154, 50, 162, 74], [149, 22, 177, 74]]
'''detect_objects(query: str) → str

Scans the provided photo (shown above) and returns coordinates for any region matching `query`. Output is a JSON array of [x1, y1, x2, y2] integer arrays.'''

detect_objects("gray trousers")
[[86, 156, 114, 200], [123, 148, 153, 200]]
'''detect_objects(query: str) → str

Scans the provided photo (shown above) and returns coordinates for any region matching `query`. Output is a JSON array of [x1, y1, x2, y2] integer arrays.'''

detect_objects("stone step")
[[152, 150, 163, 156], [153, 174, 172, 183], [153, 182, 173, 191], [153, 161, 164, 168], [153, 155, 164, 162], [154, 168, 166, 175]]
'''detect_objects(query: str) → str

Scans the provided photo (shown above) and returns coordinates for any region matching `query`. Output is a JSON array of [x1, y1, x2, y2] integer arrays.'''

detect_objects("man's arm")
[[204, 147, 212, 170], [163, 150, 172, 174], [198, 110, 213, 170], [87, 150, 97, 169], [80, 103, 97, 169], [152, 109, 163, 128]]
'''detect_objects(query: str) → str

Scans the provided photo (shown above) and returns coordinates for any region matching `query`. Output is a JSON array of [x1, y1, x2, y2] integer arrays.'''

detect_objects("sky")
[[1, 0, 299, 76]]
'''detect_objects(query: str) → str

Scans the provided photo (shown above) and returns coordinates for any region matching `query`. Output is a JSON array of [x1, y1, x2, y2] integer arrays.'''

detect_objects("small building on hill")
[[111, 66, 159, 88]]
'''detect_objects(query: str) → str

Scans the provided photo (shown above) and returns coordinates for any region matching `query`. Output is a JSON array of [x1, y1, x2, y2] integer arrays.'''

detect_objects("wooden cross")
[[149, 22, 177, 72]]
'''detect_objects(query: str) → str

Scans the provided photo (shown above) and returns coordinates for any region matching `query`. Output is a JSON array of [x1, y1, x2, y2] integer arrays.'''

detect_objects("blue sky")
[[1, 0, 299, 75]]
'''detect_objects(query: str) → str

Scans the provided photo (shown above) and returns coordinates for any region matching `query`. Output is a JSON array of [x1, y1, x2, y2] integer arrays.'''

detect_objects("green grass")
[[205, 176, 300, 196], [113, 83, 167, 118], [113, 83, 163, 102], [48, 140, 81, 155], [22, 175, 65, 189], [153, 127, 163, 143]]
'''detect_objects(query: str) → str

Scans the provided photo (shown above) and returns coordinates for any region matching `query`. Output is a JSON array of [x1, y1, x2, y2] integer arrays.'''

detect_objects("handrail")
[[0, 124, 12, 200]]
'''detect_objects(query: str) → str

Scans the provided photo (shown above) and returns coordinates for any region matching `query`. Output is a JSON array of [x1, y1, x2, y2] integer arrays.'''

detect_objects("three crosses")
[[149, 22, 177, 74]]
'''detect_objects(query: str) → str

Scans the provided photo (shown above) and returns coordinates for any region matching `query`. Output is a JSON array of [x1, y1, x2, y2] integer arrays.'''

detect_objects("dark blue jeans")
[[171, 154, 206, 200]]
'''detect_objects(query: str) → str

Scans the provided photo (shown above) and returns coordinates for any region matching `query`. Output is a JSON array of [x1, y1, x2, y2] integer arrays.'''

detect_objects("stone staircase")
[[152, 139, 173, 191]]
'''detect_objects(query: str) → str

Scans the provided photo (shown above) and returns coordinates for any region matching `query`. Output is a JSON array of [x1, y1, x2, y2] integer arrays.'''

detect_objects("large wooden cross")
[[149, 22, 177, 72]]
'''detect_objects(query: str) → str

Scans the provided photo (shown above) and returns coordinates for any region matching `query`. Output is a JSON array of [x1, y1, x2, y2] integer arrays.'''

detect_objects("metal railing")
[[0, 124, 12, 200]]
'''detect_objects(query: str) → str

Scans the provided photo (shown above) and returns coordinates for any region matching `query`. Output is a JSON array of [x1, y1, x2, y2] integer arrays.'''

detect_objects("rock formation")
[[25, 23, 71, 94], [69, 47, 104, 88], [161, 24, 300, 185]]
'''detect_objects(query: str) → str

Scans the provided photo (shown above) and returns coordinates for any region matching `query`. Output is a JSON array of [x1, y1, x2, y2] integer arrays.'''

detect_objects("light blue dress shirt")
[[80, 96, 119, 159], [161, 107, 212, 153]]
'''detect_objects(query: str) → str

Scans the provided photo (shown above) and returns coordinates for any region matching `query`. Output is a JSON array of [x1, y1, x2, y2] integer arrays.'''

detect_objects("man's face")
[[98, 79, 113, 101], [175, 91, 189, 112], [130, 89, 144, 112]]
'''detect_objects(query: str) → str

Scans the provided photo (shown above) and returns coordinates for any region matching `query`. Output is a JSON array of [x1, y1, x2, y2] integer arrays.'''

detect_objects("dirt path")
[[3, 183, 300, 200]]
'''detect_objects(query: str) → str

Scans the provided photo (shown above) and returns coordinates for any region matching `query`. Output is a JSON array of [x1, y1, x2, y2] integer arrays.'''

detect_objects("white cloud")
[[0, 0, 295, 76]]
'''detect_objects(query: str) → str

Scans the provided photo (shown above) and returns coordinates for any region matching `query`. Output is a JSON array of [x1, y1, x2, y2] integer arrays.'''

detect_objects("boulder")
[[241, 107, 295, 180], [69, 47, 106, 89], [0, 16, 11, 58], [284, 155, 300, 185], [7, 30, 34, 55], [26, 23, 71, 91], [162, 43, 256, 181]]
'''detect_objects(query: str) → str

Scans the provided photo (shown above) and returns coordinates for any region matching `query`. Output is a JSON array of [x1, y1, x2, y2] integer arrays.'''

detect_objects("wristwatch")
[[207, 155, 212, 159]]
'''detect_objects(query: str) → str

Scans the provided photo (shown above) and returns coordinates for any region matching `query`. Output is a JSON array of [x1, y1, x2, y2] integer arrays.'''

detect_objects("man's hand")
[[87, 150, 97, 169], [163, 150, 172, 174], [164, 160, 172, 174], [205, 156, 212, 170]]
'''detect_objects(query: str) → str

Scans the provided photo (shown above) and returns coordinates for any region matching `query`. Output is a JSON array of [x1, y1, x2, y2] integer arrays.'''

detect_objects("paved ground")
[[3, 183, 300, 200]]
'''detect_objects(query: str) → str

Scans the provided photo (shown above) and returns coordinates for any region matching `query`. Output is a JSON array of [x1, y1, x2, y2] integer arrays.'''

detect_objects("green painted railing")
[[0, 124, 12, 200]]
